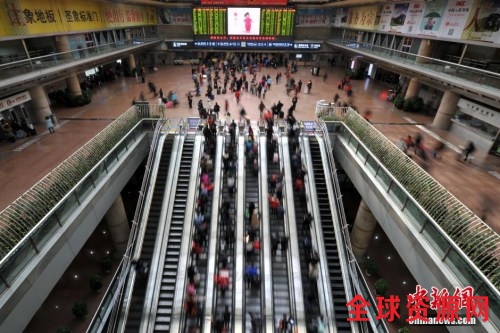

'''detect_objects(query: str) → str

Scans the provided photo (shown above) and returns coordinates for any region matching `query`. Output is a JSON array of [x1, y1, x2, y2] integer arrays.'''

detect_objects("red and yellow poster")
[[0, 0, 157, 38]]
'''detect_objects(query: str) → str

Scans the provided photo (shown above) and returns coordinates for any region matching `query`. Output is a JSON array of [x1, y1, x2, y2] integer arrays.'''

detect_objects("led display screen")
[[193, 7, 295, 42]]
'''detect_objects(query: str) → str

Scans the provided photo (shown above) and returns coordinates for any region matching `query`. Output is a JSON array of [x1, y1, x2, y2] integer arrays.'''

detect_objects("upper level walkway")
[[0, 37, 162, 98], [326, 38, 500, 106]]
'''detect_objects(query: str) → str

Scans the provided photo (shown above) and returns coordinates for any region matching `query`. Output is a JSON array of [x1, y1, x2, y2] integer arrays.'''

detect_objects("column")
[[66, 74, 82, 97], [125, 29, 132, 44], [29, 85, 52, 124], [356, 32, 363, 43], [404, 78, 421, 99], [54, 35, 72, 61], [350, 200, 378, 260], [104, 195, 131, 255], [128, 54, 136, 70], [415, 39, 432, 64], [432, 90, 460, 130]]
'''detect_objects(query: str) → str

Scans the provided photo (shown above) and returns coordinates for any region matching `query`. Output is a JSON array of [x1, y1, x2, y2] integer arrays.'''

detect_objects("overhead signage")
[[0, 91, 32, 112], [167, 41, 193, 48], [293, 43, 322, 50]]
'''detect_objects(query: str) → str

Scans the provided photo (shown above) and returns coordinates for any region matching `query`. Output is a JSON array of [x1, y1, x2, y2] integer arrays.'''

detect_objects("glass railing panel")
[[104, 153, 118, 170], [421, 222, 449, 257], [365, 154, 379, 174], [54, 192, 79, 223], [388, 183, 406, 207], [404, 200, 427, 230], [75, 177, 95, 203], [92, 163, 108, 184], [115, 141, 128, 159], [444, 248, 484, 289], [375, 165, 391, 188], [30, 215, 60, 251], [481, 287, 500, 328], [356, 144, 368, 163], [1, 241, 37, 285]]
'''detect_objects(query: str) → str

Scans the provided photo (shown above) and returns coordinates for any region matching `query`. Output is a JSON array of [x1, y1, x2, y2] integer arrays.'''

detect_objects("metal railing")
[[316, 120, 388, 333], [328, 38, 500, 94], [0, 38, 162, 81], [98, 118, 171, 333], [324, 109, 499, 330], [0, 105, 163, 296]]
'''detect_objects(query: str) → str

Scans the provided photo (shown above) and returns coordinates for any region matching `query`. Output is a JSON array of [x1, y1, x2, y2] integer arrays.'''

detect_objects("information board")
[[192, 7, 227, 35]]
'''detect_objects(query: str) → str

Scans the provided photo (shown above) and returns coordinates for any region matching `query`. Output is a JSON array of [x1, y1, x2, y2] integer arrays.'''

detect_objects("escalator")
[[288, 135, 321, 330], [213, 132, 237, 330], [184, 132, 217, 331], [268, 132, 291, 326], [125, 135, 174, 332], [153, 135, 195, 332], [309, 138, 350, 332], [243, 131, 261, 333]]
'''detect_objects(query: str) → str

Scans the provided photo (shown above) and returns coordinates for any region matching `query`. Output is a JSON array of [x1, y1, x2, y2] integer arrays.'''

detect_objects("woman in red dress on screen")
[[244, 12, 253, 33]]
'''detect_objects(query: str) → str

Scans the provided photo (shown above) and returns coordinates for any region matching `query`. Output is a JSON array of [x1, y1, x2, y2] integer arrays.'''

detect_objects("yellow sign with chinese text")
[[346, 5, 381, 30], [0, 0, 157, 38]]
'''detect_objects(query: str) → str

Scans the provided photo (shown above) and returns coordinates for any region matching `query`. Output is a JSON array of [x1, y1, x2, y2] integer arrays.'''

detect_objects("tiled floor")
[[2, 63, 498, 333], [1, 63, 498, 231]]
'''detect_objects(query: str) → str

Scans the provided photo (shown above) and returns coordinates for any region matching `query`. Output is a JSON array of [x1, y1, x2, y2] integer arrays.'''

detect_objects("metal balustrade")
[[321, 109, 499, 331], [0, 105, 163, 296], [0, 38, 162, 81], [327, 38, 500, 95]]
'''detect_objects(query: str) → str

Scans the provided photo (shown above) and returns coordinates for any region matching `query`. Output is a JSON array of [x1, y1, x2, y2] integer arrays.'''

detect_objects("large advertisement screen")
[[228, 7, 261, 35], [193, 7, 295, 48]]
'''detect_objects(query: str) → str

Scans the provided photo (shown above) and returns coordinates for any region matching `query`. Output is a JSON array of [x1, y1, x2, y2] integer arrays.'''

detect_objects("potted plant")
[[89, 274, 103, 292], [56, 327, 72, 333], [72, 301, 88, 319], [398, 327, 410, 333], [101, 257, 112, 274], [394, 95, 405, 109], [364, 257, 378, 276], [375, 279, 388, 296]]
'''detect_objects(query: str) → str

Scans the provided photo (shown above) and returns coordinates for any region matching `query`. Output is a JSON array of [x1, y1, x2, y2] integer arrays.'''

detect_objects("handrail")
[[325, 112, 499, 330], [327, 38, 500, 94], [104, 118, 170, 333], [277, 125, 306, 333], [316, 120, 388, 333], [203, 124, 226, 333], [298, 133, 336, 333], [0, 38, 162, 80]]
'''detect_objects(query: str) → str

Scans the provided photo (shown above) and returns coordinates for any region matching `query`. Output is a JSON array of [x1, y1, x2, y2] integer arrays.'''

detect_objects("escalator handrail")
[[203, 125, 227, 333], [316, 120, 388, 333], [298, 133, 337, 333], [233, 124, 246, 333], [257, 126, 274, 333], [276, 126, 307, 333], [169, 132, 205, 333], [106, 118, 171, 332]]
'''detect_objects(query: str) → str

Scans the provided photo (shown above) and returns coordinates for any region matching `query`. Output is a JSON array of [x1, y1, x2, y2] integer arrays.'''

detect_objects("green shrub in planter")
[[101, 257, 112, 274], [364, 257, 378, 276], [394, 95, 405, 109], [56, 327, 72, 333], [72, 301, 88, 319], [403, 98, 413, 111], [398, 327, 410, 333], [89, 274, 103, 292], [411, 97, 424, 113], [375, 279, 388, 295]]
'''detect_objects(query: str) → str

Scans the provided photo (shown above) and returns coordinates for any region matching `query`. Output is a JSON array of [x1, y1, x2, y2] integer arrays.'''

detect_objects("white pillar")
[[66, 74, 82, 97], [29, 85, 52, 124], [105, 195, 131, 255], [351, 200, 378, 260], [432, 90, 460, 130]]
